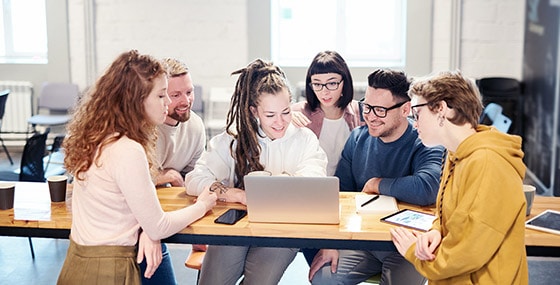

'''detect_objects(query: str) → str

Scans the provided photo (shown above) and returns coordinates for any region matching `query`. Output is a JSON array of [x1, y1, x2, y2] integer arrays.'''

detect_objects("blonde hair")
[[162, 57, 189, 77]]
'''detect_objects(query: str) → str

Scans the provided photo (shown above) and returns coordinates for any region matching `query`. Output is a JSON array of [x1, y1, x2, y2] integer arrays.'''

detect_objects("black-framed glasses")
[[410, 102, 431, 121], [309, 80, 343, 91], [359, 99, 408, 118]]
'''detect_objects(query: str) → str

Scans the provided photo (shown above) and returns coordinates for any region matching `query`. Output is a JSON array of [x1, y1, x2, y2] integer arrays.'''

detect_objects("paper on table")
[[355, 194, 398, 214], [14, 182, 51, 221]]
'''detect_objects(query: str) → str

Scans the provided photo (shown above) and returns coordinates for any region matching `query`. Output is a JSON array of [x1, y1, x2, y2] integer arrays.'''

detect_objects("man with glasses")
[[308, 69, 444, 285]]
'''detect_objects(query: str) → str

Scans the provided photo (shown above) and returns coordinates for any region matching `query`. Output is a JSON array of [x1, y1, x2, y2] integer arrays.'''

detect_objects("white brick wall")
[[431, 0, 525, 79], [69, 0, 248, 98], [68, 0, 526, 92]]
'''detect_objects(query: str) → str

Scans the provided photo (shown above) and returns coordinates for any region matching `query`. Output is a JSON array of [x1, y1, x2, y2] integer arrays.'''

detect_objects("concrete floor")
[[0, 236, 311, 284]]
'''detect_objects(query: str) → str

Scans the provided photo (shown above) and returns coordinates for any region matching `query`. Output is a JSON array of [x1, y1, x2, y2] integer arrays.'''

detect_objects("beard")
[[168, 108, 191, 123], [367, 120, 398, 139]]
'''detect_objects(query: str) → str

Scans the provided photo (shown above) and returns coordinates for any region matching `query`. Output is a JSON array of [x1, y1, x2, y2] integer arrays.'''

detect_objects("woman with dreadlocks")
[[185, 59, 327, 284]]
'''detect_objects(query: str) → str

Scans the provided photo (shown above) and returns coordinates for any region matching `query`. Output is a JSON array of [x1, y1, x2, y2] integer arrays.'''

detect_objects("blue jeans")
[[139, 243, 177, 285]]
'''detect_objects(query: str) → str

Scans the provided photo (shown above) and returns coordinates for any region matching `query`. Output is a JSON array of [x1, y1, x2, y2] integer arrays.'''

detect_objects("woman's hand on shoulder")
[[291, 111, 311, 128]]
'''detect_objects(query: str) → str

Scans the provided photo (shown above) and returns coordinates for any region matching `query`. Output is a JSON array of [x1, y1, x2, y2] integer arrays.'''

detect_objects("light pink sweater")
[[70, 136, 206, 246]]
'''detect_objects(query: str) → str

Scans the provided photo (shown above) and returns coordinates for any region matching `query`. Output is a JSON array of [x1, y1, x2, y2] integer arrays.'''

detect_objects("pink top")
[[70, 135, 206, 246], [291, 100, 363, 137]]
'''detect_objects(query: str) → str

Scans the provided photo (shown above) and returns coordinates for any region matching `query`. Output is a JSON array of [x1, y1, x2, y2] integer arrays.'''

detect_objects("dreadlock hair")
[[226, 59, 291, 188]]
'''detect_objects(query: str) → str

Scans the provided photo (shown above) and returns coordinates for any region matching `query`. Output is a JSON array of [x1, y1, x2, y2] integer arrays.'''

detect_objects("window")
[[270, 0, 406, 67], [0, 0, 48, 64]]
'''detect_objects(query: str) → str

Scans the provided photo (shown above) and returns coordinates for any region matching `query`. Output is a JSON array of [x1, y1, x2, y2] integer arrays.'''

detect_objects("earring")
[[438, 115, 444, 127]]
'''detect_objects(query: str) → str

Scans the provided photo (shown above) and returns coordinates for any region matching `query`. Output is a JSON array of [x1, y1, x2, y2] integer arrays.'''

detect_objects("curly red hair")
[[63, 50, 167, 181]]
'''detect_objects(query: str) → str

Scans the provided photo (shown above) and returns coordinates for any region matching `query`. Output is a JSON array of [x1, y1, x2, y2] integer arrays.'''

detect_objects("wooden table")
[[1, 185, 559, 256]]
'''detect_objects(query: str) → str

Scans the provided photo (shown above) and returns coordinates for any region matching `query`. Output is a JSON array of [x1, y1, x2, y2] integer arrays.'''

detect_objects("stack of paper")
[[355, 194, 398, 214], [14, 182, 51, 221]]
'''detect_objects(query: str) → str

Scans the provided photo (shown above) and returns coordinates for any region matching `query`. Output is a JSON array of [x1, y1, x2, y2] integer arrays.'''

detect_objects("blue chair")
[[480, 103, 512, 133]]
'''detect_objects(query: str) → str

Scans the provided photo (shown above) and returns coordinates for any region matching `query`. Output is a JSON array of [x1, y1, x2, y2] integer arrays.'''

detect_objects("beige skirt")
[[57, 238, 140, 285]]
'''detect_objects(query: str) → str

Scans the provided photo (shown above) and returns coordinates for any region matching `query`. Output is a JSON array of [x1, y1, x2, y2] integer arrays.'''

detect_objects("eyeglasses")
[[410, 102, 431, 121], [359, 100, 408, 118], [309, 80, 343, 91]]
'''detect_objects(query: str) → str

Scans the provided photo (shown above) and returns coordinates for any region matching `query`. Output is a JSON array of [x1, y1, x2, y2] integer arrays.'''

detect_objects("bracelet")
[[210, 182, 228, 195]]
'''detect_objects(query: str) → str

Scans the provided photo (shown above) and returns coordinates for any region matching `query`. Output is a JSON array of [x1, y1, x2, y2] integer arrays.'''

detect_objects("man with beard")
[[308, 69, 444, 285], [138, 58, 206, 285], [155, 58, 206, 187]]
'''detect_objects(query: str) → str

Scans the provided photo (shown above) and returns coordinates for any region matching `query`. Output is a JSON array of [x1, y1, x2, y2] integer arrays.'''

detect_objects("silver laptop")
[[244, 176, 340, 224]]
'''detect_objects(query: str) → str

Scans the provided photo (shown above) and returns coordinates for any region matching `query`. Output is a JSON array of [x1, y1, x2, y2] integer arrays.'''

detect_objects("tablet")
[[381, 209, 436, 232], [525, 209, 560, 235]]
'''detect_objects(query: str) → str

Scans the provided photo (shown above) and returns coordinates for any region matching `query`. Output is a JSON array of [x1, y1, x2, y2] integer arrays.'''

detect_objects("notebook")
[[243, 176, 340, 224], [355, 194, 399, 214]]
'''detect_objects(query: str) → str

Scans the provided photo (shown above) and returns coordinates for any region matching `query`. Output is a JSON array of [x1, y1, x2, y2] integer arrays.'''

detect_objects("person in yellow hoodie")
[[390, 70, 528, 284]]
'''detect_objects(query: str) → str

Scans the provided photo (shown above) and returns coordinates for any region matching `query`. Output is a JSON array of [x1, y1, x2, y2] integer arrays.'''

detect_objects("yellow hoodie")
[[405, 125, 528, 284]]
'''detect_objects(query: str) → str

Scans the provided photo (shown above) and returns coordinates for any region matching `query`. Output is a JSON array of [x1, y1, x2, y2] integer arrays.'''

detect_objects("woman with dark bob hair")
[[291, 50, 363, 176]]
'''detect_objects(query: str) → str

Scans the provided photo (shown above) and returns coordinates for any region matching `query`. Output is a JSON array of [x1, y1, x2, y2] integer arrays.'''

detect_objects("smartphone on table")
[[214, 209, 247, 225]]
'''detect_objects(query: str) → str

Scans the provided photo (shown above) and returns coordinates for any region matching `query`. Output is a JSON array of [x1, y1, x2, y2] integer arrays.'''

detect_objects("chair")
[[205, 87, 233, 138], [0, 131, 49, 259], [16, 131, 49, 259], [476, 77, 523, 136], [44, 134, 65, 173], [184, 244, 207, 284], [27, 82, 79, 132], [191, 85, 204, 117], [480, 103, 512, 133], [0, 89, 13, 165], [19, 131, 49, 182]]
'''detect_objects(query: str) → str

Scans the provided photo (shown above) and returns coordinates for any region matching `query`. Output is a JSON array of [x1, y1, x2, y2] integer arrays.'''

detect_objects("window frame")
[[0, 0, 48, 64], [248, 0, 433, 85], [270, 0, 408, 68]]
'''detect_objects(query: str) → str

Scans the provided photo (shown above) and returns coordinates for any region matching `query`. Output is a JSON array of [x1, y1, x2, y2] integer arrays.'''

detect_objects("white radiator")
[[0, 81, 34, 134]]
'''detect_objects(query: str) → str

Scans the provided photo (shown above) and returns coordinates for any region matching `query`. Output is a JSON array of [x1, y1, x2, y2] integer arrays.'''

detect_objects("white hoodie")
[[185, 124, 327, 195]]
